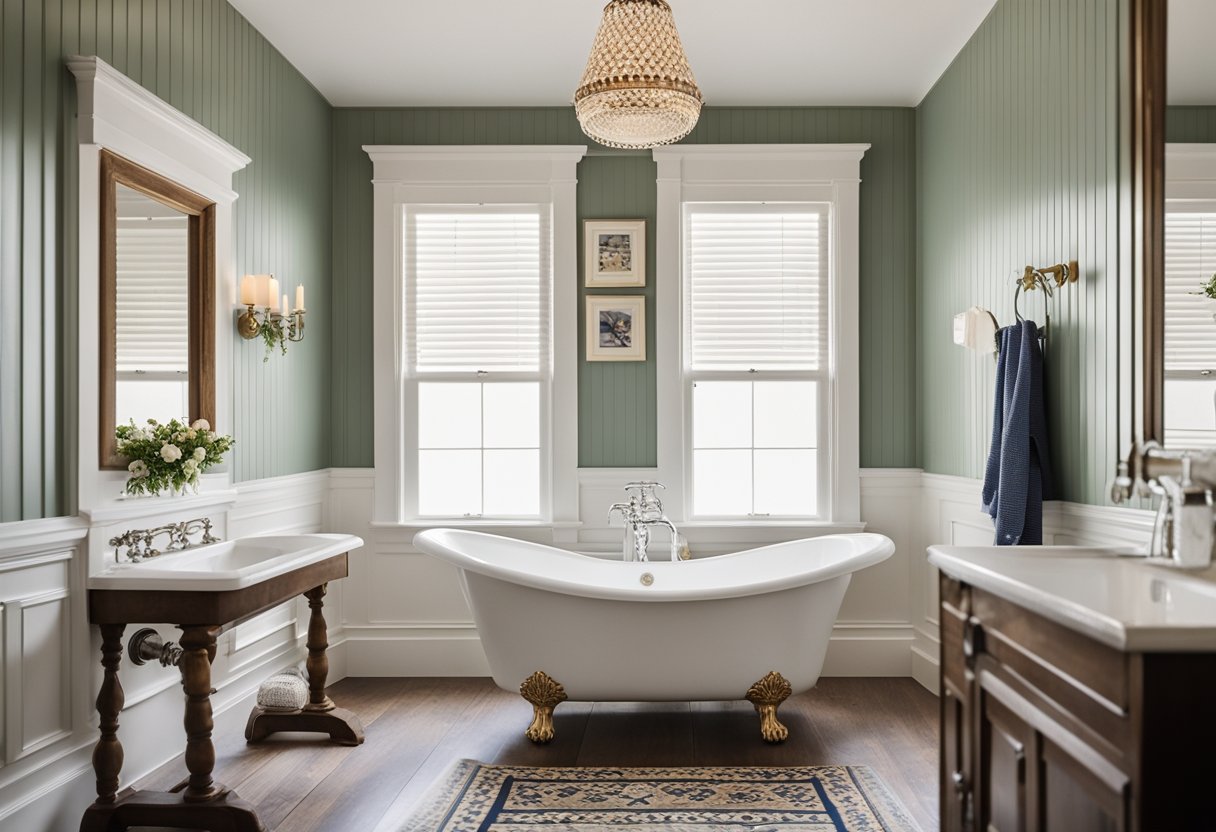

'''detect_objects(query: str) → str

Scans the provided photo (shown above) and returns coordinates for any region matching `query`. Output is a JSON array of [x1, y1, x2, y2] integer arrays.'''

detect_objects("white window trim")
[[652, 144, 870, 524], [365, 146, 587, 526]]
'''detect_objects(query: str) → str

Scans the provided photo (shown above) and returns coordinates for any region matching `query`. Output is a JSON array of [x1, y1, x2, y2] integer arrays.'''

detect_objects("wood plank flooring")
[[134, 676, 939, 831]]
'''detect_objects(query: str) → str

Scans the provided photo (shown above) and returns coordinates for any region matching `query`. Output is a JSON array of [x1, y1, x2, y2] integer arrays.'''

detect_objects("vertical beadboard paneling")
[[330, 107, 917, 470], [0, 0, 331, 520], [1166, 106, 1216, 142], [917, 0, 1123, 505]]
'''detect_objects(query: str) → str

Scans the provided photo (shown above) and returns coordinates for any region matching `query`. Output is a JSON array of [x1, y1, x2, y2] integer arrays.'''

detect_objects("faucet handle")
[[607, 502, 631, 525]]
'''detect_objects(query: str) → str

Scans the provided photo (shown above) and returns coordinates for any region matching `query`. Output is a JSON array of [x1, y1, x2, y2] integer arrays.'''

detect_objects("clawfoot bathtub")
[[413, 529, 894, 743]]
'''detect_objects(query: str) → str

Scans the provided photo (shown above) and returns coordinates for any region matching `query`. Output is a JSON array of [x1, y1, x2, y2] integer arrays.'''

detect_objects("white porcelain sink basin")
[[929, 545, 1216, 651], [88, 533, 364, 592]]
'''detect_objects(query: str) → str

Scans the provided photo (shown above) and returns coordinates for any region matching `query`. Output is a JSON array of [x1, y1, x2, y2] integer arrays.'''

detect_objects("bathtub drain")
[[639, 572, 654, 586]]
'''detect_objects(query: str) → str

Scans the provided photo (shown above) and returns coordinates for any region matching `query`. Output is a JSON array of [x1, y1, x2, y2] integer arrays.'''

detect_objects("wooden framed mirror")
[[99, 150, 216, 469], [1132, 0, 1216, 454]]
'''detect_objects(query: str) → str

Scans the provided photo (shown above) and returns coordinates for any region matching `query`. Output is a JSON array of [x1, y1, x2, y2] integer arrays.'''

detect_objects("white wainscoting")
[[0, 470, 331, 830], [908, 473, 1155, 693], [333, 467, 1155, 694], [336, 467, 922, 680]]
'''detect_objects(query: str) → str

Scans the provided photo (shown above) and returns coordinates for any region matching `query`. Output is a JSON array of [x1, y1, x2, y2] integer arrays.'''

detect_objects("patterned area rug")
[[401, 761, 922, 831]]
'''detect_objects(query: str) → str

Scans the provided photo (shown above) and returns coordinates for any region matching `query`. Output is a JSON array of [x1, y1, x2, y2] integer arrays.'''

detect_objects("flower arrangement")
[[115, 418, 234, 496], [1198, 273, 1216, 302]]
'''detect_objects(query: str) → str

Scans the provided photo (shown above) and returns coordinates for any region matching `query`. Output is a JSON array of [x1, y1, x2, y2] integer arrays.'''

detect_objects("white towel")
[[953, 306, 999, 352]]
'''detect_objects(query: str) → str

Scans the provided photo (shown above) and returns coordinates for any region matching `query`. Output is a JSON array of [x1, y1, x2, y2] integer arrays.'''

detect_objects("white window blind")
[[685, 206, 828, 372], [114, 221, 189, 374], [1164, 207, 1216, 448], [407, 207, 549, 373], [1164, 210, 1216, 373]]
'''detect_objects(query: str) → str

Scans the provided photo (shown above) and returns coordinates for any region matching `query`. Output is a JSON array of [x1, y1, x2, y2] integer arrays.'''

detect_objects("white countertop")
[[927, 545, 1216, 652]]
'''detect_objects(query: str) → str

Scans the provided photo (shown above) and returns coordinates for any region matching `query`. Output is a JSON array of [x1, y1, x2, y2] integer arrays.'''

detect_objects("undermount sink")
[[928, 544, 1216, 651], [88, 533, 364, 592]]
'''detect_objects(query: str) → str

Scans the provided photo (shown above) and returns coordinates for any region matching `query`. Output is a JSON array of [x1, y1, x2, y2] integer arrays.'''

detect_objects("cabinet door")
[[941, 680, 972, 832], [977, 662, 1129, 832], [978, 687, 1032, 832]]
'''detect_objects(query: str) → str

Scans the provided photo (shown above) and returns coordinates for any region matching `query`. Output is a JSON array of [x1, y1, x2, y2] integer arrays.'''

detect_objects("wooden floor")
[[135, 676, 939, 831]]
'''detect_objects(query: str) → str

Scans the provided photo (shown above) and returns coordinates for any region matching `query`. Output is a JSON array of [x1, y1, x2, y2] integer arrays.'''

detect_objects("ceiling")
[[227, 0, 1000, 108]]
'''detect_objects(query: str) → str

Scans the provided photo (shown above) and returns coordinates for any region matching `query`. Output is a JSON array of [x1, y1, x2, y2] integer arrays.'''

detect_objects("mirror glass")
[[113, 184, 191, 426], [99, 150, 215, 469], [1162, 0, 1216, 448]]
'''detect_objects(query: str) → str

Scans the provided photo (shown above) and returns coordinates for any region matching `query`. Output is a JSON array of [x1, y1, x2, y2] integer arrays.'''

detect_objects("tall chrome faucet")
[[607, 481, 683, 563], [1113, 443, 1215, 569]]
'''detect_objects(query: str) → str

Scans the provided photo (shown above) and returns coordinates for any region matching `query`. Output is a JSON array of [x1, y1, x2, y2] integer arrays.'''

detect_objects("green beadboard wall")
[[1167, 106, 1216, 142], [917, 0, 1123, 506], [0, 0, 331, 521], [330, 107, 918, 469]]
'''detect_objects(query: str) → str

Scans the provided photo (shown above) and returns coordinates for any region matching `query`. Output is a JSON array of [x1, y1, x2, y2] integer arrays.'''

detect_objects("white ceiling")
[[227, 0, 999, 108], [1169, 0, 1216, 105]]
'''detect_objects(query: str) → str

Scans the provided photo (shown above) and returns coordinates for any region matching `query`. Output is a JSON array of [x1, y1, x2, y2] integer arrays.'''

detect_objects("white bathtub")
[[413, 529, 893, 737]]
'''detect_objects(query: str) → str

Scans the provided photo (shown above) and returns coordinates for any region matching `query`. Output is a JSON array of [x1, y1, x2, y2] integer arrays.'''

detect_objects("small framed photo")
[[586, 295, 646, 362], [584, 219, 646, 287]]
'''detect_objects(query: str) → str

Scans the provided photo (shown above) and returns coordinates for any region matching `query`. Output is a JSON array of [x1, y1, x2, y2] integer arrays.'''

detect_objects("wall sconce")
[[237, 274, 306, 360]]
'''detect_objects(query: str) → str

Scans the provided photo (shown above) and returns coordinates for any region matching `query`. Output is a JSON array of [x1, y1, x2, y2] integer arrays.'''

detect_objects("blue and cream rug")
[[402, 761, 922, 831]]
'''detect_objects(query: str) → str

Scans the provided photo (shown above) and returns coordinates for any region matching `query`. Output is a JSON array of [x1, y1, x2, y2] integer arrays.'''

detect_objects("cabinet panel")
[[979, 690, 1031, 832], [941, 682, 971, 832], [1040, 740, 1124, 832]]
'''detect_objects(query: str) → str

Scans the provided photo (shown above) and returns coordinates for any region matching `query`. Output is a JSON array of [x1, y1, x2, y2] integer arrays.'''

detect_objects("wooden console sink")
[[81, 533, 364, 832]]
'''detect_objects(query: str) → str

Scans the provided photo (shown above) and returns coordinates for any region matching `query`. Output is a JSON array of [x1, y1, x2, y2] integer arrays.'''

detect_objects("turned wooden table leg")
[[304, 584, 335, 711], [92, 624, 126, 804], [178, 625, 222, 802], [244, 584, 364, 746]]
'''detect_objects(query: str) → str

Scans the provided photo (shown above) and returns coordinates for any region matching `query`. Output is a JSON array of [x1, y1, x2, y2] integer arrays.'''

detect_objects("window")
[[407, 207, 549, 517], [684, 205, 828, 517], [1164, 205, 1216, 448], [366, 146, 583, 526], [653, 144, 865, 525]]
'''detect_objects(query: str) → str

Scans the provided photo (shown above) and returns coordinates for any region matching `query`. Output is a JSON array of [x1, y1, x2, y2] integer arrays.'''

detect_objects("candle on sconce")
[[295, 284, 305, 312], [267, 277, 279, 312], [240, 275, 256, 306]]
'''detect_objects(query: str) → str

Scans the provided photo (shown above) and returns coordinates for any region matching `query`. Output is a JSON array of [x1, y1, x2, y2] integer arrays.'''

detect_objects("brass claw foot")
[[746, 670, 793, 743], [520, 671, 567, 744]]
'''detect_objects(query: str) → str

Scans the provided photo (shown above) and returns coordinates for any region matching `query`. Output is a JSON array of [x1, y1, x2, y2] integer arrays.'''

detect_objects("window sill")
[[370, 519, 583, 531], [678, 520, 867, 533]]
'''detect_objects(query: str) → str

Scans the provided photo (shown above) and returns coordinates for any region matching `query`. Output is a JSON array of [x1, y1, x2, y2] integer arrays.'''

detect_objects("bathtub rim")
[[413, 528, 894, 603]]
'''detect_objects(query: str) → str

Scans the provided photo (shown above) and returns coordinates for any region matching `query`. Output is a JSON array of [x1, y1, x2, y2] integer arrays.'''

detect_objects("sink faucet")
[[110, 517, 219, 563], [607, 482, 683, 562], [1114, 443, 1215, 569]]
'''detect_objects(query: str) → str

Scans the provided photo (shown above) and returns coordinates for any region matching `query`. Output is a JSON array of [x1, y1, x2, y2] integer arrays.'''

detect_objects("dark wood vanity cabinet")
[[939, 574, 1216, 832]]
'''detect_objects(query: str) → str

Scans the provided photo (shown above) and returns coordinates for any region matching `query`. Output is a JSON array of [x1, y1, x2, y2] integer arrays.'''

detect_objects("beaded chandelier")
[[573, 0, 703, 150]]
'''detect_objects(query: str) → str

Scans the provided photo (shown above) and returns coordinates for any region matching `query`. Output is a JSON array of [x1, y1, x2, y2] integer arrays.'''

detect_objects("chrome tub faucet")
[[607, 481, 684, 563]]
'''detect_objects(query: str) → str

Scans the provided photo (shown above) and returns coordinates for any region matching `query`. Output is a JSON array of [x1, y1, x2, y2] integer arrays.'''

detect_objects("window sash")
[[114, 222, 190, 374], [683, 203, 829, 373], [405, 205, 551, 376], [1164, 207, 1216, 374], [402, 204, 552, 520]]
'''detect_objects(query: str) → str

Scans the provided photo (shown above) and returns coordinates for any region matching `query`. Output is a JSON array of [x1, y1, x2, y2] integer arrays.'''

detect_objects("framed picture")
[[584, 219, 646, 287], [586, 295, 646, 362]]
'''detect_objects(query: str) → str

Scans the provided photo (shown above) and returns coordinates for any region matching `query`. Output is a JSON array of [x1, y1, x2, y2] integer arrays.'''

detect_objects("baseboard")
[[343, 623, 915, 679], [910, 644, 940, 695]]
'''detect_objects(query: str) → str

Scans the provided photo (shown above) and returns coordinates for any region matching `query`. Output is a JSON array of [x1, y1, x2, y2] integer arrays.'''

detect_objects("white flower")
[[186, 428, 198, 440], [182, 458, 198, 474], [205, 431, 217, 443], [193, 447, 207, 462], [192, 419, 210, 431], [127, 459, 149, 478], [160, 443, 182, 463]]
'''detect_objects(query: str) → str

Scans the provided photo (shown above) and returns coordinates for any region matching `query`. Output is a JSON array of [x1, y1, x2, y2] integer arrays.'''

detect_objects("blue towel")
[[981, 320, 1054, 545]]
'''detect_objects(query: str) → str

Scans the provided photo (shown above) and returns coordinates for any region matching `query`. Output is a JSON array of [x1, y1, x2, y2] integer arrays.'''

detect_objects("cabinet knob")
[[951, 770, 968, 793]]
